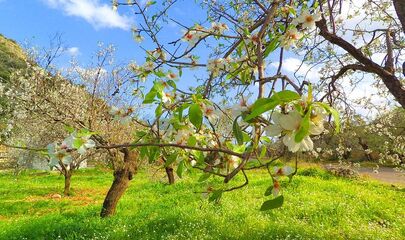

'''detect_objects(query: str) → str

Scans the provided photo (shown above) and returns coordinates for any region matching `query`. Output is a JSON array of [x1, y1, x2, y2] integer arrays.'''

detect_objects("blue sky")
[[0, 0, 320, 102], [0, 0, 206, 67], [0, 0, 322, 100], [0, 0, 395, 118]]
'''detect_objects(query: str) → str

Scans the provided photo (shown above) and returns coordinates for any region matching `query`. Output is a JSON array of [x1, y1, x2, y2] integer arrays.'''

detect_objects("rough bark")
[[100, 149, 137, 218], [165, 166, 175, 184], [394, 0, 405, 33], [316, 19, 405, 108], [63, 172, 72, 196]]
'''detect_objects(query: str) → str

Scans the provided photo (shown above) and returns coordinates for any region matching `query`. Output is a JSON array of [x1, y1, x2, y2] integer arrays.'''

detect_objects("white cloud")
[[271, 57, 321, 81], [66, 47, 80, 56], [42, 0, 132, 30]]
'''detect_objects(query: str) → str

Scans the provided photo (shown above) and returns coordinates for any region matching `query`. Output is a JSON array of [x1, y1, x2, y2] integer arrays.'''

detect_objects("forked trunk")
[[165, 166, 175, 184], [100, 149, 137, 218]]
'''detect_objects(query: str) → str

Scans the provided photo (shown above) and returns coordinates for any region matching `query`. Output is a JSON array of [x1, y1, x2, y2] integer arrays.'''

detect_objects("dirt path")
[[357, 167, 405, 186]]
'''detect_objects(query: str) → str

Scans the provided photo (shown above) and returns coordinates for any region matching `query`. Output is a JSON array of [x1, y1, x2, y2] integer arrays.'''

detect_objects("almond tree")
[[1, 45, 137, 196], [6, 0, 404, 218]]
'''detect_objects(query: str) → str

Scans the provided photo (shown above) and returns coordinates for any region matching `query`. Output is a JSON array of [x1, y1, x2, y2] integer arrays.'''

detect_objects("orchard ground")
[[0, 165, 404, 240]]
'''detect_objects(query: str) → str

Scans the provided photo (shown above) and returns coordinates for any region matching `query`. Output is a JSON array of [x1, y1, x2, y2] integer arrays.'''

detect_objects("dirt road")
[[357, 167, 405, 186]]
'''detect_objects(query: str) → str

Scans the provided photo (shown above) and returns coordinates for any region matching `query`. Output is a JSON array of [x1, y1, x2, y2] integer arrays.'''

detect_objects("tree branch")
[[316, 18, 405, 108]]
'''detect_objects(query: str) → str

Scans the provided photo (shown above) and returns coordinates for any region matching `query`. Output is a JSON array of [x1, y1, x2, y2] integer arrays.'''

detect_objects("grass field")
[[0, 166, 404, 240]]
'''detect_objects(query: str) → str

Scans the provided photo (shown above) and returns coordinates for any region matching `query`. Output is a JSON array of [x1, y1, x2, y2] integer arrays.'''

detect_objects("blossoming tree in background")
[[2, 44, 139, 196]]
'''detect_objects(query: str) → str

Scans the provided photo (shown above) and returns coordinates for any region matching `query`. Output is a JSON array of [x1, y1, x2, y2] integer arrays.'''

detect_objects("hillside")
[[0, 34, 26, 82], [0, 34, 28, 168]]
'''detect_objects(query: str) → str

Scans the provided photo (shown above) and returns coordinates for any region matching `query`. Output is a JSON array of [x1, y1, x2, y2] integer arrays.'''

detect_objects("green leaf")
[[209, 190, 223, 203], [198, 173, 211, 182], [189, 103, 203, 130], [307, 84, 313, 103], [147, 146, 160, 163], [245, 98, 279, 121], [264, 185, 273, 196], [242, 132, 251, 142], [164, 154, 177, 167], [73, 138, 84, 149], [192, 150, 204, 162], [240, 69, 250, 84], [135, 130, 147, 138], [263, 38, 279, 58], [272, 90, 301, 102], [295, 109, 311, 143], [64, 125, 75, 133], [187, 135, 197, 147], [154, 70, 166, 78], [154, 84, 164, 99], [232, 117, 244, 145], [260, 146, 267, 159], [155, 103, 163, 117], [260, 136, 271, 143], [260, 195, 284, 211], [139, 146, 148, 160], [167, 79, 177, 89], [143, 88, 157, 104], [176, 160, 185, 178], [146, 1, 157, 6], [245, 90, 300, 121]]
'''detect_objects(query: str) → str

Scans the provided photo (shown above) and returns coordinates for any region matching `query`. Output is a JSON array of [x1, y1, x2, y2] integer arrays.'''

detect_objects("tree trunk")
[[100, 149, 137, 218], [358, 137, 373, 161], [64, 172, 72, 196], [165, 166, 175, 184], [394, 0, 405, 33]]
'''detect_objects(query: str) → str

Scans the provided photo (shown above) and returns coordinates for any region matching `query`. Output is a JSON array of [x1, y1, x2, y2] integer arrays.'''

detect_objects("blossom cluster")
[[47, 131, 95, 167], [280, 9, 322, 49], [207, 56, 247, 76], [264, 106, 326, 153], [182, 22, 229, 45], [109, 106, 134, 125]]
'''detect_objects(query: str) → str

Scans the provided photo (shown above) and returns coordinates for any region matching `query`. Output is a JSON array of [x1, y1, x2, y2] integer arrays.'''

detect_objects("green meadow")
[[0, 167, 403, 240]]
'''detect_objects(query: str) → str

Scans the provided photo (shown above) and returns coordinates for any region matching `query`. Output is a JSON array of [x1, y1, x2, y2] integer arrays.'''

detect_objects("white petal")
[[49, 157, 59, 167], [84, 139, 96, 149], [283, 166, 294, 175], [272, 111, 282, 124], [280, 111, 301, 131], [78, 146, 87, 155], [264, 124, 283, 136], [302, 22, 316, 30], [283, 134, 300, 152], [299, 136, 314, 152], [313, 12, 322, 21], [62, 155, 73, 164], [309, 121, 324, 135]]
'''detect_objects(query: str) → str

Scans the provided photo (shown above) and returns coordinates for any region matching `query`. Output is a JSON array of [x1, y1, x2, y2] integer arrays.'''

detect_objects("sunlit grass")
[[0, 166, 403, 240]]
